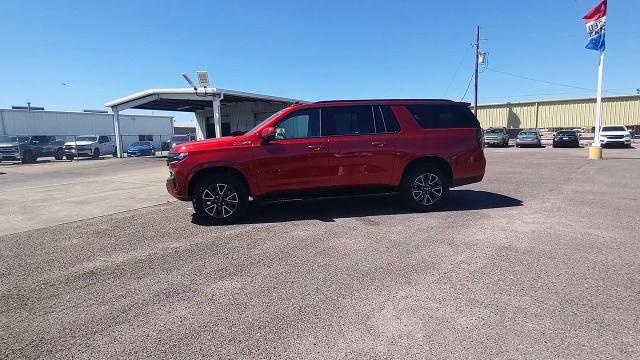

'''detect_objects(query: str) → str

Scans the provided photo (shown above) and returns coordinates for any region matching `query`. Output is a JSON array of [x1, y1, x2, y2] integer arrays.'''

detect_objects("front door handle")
[[371, 141, 387, 147], [307, 145, 325, 150]]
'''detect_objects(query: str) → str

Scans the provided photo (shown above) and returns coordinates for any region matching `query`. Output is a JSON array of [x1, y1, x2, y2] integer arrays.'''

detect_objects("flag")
[[583, 0, 607, 51]]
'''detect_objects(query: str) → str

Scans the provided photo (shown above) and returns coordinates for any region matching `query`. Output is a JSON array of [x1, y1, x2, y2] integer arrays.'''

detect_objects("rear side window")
[[321, 106, 375, 136], [406, 104, 480, 129], [377, 106, 400, 133]]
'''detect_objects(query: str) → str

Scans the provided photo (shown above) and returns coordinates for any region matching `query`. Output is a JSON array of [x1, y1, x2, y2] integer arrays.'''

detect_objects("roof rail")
[[313, 99, 455, 104]]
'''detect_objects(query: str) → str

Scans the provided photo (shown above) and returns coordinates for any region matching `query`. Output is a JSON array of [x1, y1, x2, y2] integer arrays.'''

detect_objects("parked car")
[[516, 130, 542, 148], [553, 130, 580, 148], [599, 125, 632, 148], [166, 99, 486, 225], [161, 135, 194, 151], [127, 141, 156, 156], [63, 135, 116, 160], [483, 127, 509, 147], [0, 135, 64, 163]]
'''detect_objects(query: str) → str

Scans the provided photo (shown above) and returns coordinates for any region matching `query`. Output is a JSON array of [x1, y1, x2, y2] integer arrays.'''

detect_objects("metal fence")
[[0, 134, 195, 165]]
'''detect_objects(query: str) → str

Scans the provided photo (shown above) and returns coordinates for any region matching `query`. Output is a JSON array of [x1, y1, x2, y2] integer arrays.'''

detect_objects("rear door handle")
[[371, 141, 387, 147], [307, 145, 325, 150]]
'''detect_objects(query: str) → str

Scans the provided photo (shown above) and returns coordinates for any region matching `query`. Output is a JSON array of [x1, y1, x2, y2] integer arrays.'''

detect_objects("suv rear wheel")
[[400, 166, 449, 211], [192, 174, 249, 225]]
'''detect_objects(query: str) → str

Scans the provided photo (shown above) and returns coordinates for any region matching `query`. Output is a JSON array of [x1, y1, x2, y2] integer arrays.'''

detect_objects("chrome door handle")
[[307, 145, 325, 150], [371, 142, 387, 147]]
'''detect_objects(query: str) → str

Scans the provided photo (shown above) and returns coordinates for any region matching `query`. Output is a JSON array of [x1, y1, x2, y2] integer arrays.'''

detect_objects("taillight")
[[476, 128, 484, 149]]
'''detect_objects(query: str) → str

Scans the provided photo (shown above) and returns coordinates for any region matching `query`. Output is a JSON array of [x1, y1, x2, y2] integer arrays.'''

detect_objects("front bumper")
[[166, 170, 189, 201], [600, 139, 631, 146], [0, 152, 22, 160]]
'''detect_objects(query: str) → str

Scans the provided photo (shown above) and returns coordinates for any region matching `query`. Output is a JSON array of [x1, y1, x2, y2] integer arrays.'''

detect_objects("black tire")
[[112, 148, 118, 157], [192, 173, 249, 225], [504, 139, 509, 147], [92, 148, 100, 159], [399, 165, 449, 212], [21, 150, 35, 164], [65, 154, 75, 161], [54, 148, 64, 160]]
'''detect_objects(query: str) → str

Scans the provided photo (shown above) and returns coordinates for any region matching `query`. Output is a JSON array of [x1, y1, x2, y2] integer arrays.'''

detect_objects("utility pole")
[[473, 25, 480, 116]]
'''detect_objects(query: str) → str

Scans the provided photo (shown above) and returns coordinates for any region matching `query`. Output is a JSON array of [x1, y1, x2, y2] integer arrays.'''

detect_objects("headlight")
[[167, 152, 188, 163]]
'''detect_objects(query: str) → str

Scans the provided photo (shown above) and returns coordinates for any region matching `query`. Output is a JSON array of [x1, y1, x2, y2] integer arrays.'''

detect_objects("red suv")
[[167, 100, 485, 224]]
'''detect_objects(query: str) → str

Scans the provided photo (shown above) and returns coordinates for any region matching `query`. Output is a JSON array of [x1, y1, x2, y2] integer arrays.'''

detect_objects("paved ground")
[[0, 157, 174, 236], [1, 146, 639, 359]]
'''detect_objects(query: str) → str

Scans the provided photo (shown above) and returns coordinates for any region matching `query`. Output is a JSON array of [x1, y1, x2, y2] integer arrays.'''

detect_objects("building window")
[[139, 135, 153, 141]]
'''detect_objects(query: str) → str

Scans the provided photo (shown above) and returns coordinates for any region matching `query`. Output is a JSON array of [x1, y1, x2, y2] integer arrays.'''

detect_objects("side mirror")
[[260, 127, 276, 143]]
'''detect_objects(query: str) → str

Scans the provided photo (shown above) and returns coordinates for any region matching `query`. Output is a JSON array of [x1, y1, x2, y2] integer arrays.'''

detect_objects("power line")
[[460, 71, 474, 101], [487, 67, 629, 95]]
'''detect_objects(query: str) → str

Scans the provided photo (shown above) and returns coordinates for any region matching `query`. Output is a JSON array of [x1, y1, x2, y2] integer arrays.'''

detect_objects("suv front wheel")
[[400, 166, 449, 212], [192, 174, 249, 225]]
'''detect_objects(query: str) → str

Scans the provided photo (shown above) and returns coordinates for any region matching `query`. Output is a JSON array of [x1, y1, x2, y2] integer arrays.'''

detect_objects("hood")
[[128, 144, 153, 149], [600, 131, 629, 136], [64, 140, 96, 146], [172, 135, 253, 153]]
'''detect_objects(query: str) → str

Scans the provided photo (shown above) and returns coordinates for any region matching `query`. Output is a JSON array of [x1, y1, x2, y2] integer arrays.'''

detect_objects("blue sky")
[[1, 0, 638, 121]]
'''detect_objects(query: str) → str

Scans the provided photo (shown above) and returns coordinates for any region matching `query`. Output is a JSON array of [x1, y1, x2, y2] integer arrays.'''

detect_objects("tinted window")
[[557, 131, 576, 136], [321, 106, 375, 136], [601, 126, 626, 132], [379, 106, 400, 133], [138, 135, 153, 141], [275, 109, 320, 139], [406, 104, 480, 129]]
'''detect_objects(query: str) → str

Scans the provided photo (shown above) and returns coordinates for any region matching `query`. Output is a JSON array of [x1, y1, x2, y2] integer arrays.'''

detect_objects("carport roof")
[[105, 88, 308, 112]]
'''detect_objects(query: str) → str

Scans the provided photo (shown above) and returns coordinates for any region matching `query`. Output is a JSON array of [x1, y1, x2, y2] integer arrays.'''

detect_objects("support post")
[[212, 96, 222, 138], [113, 107, 123, 158], [589, 50, 605, 160], [534, 102, 539, 130]]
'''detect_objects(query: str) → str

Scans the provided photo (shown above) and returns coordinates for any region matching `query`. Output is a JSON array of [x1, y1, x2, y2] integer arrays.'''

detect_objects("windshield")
[[557, 131, 576, 136], [170, 136, 188, 142], [247, 109, 286, 134], [76, 136, 97, 142], [519, 132, 537, 136], [601, 126, 626, 132], [131, 142, 150, 147], [0, 135, 19, 142], [485, 129, 505, 134]]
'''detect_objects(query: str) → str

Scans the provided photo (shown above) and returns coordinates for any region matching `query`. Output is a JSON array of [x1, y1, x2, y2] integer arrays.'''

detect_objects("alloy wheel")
[[411, 173, 443, 206], [201, 183, 239, 218]]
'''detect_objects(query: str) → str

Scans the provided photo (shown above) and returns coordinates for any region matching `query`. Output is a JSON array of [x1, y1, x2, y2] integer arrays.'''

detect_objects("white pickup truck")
[[64, 135, 116, 160]]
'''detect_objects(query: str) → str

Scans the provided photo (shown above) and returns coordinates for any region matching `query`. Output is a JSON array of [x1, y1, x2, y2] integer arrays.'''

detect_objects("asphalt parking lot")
[[1, 146, 640, 358]]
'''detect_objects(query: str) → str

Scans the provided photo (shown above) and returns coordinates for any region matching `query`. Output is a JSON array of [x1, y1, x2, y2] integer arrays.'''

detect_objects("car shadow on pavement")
[[191, 190, 522, 225]]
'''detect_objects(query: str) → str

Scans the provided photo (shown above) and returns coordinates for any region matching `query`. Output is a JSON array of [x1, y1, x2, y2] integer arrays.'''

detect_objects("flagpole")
[[589, 50, 605, 159]]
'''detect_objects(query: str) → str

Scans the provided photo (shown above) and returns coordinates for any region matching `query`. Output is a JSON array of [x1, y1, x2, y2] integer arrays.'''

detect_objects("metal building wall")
[[477, 95, 640, 129], [0, 109, 173, 149]]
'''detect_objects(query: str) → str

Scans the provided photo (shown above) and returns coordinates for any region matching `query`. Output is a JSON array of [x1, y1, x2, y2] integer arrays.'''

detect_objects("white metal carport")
[[105, 88, 306, 157]]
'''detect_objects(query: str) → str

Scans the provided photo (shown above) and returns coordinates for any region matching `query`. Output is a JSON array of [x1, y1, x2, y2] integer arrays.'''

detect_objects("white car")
[[64, 135, 116, 160], [598, 125, 632, 148]]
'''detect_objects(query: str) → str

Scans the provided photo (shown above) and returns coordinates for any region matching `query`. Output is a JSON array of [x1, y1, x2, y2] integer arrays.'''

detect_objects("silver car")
[[516, 130, 542, 148]]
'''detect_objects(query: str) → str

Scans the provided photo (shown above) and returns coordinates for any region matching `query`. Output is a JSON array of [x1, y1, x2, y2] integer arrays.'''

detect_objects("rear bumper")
[[484, 138, 506, 145]]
